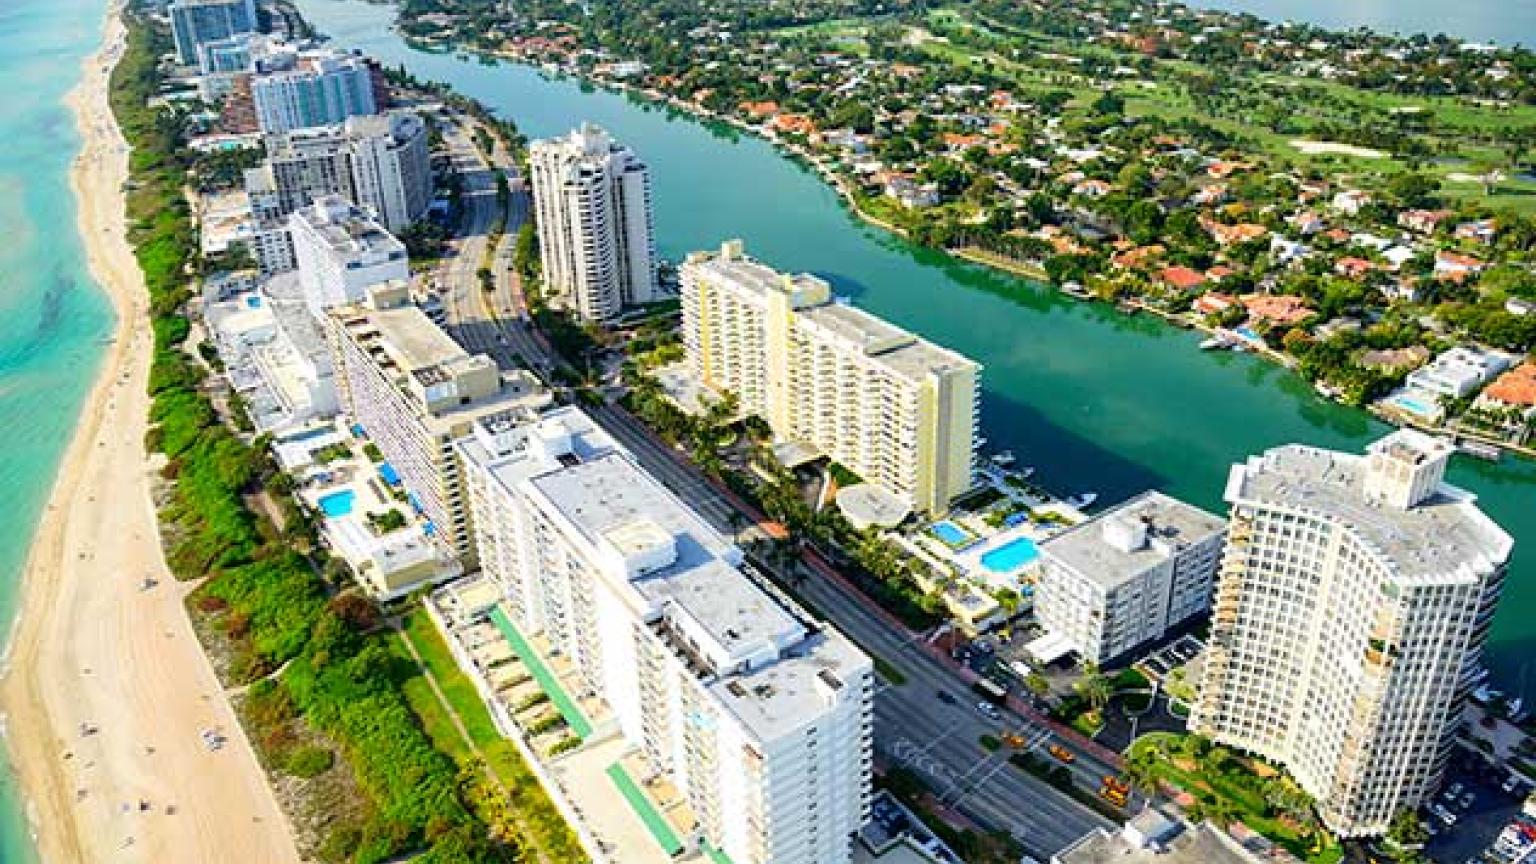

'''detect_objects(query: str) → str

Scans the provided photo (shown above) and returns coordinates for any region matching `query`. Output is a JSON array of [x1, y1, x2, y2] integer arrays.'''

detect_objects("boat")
[[1061, 281, 1090, 299], [1199, 336, 1228, 350], [989, 450, 1016, 467], [1065, 492, 1099, 510], [1458, 440, 1503, 462]]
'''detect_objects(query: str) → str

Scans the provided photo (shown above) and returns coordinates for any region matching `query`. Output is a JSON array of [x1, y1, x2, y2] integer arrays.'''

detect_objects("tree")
[[1387, 808, 1430, 850], [1075, 662, 1112, 713]]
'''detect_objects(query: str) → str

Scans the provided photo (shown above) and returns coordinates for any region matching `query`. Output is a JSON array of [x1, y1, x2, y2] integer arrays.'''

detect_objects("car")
[[976, 701, 1001, 720], [1431, 805, 1457, 826], [937, 690, 957, 705], [1103, 775, 1130, 794], [1459, 792, 1475, 810], [1048, 744, 1076, 764], [1099, 785, 1128, 807], [1503, 775, 1526, 795], [1448, 782, 1464, 798]]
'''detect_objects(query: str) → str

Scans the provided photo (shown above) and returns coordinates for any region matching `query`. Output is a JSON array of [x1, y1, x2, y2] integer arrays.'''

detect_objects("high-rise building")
[[169, 0, 257, 66], [1192, 430, 1514, 837], [528, 124, 657, 323], [250, 49, 379, 134], [1035, 491, 1225, 665], [457, 406, 873, 864], [288, 196, 409, 315], [680, 240, 980, 517], [246, 112, 432, 232], [325, 283, 547, 564]]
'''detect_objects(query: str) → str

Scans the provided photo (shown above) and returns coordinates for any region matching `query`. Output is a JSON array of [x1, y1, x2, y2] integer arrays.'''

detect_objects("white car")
[[976, 701, 1001, 720]]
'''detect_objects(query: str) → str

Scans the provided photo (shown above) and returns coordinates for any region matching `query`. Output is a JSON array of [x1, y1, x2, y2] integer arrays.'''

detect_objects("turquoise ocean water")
[[0, 0, 117, 858]]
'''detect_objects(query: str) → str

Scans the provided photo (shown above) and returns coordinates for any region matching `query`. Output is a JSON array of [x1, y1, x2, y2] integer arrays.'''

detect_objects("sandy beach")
[[0, 6, 301, 862]]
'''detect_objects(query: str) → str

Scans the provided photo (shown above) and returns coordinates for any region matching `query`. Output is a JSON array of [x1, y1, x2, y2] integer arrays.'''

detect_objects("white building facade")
[[326, 283, 546, 564], [1035, 491, 1226, 665], [288, 196, 410, 315], [250, 50, 379, 135], [1192, 431, 1514, 837], [457, 407, 874, 864], [680, 240, 979, 517], [247, 112, 432, 232], [528, 124, 658, 323]]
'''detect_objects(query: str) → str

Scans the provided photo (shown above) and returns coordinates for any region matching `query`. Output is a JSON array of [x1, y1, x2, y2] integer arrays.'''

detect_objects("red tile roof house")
[[1398, 208, 1454, 234], [1193, 291, 1237, 315], [1160, 266, 1208, 292], [1334, 257, 1375, 279], [1240, 293, 1315, 328], [1434, 251, 1488, 280], [1454, 218, 1499, 245], [1478, 362, 1536, 413]]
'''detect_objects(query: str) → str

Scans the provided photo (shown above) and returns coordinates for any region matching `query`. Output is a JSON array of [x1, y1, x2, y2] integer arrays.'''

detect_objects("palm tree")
[[1075, 662, 1113, 713]]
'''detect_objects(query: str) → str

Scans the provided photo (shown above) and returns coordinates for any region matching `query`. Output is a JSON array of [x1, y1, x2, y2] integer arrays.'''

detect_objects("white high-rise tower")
[[528, 124, 658, 323], [1193, 430, 1513, 837]]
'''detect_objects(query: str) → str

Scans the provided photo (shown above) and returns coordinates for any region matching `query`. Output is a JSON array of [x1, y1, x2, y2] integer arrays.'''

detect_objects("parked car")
[[937, 690, 957, 705], [1048, 744, 1076, 763], [976, 701, 1001, 720], [1459, 791, 1475, 810]]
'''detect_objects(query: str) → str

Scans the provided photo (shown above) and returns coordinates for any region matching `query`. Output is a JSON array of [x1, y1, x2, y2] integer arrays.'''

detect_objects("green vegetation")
[[1128, 733, 1341, 863], [114, 6, 578, 861]]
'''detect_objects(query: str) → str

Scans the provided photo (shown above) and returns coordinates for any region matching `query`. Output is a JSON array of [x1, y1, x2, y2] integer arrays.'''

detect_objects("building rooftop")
[[797, 302, 977, 382], [1039, 491, 1226, 590], [685, 240, 980, 383], [292, 196, 405, 258], [1054, 819, 1260, 864], [525, 450, 868, 742], [1228, 439, 1514, 582]]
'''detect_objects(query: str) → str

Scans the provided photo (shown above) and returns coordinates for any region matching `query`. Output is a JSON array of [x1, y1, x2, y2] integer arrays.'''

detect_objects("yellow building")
[[680, 240, 979, 517]]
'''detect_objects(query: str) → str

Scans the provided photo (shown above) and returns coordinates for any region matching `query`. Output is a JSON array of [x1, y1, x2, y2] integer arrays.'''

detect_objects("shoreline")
[[0, 5, 301, 862], [408, 36, 1536, 464]]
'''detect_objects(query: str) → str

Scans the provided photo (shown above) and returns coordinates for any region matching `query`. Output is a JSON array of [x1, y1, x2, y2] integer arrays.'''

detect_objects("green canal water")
[[300, 0, 1536, 696]]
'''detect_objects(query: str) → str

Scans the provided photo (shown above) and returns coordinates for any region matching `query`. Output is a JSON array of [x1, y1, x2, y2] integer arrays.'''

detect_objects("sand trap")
[[1290, 139, 1387, 159]]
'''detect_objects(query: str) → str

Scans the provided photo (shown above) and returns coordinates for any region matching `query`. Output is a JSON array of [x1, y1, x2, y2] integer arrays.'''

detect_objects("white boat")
[[990, 450, 1016, 467], [1065, 492, 1099, 510], [1199, 336, 1227, 350]]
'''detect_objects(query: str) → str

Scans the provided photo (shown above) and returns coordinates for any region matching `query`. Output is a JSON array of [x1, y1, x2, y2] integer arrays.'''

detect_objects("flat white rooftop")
[[526, 449, 867, 741], [1230, 444, 1513, 581], [1039, 490, 1225, 590]]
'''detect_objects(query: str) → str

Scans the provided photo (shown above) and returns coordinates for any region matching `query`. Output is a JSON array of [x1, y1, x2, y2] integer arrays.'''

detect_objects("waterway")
[[1195, 0, 1536, 47], [0, 0, 117, 859], [296, 0, 1536, 697]]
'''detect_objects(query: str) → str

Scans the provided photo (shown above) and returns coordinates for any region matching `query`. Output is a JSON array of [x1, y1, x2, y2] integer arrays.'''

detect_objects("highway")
[[429, 116, 1119, 859]]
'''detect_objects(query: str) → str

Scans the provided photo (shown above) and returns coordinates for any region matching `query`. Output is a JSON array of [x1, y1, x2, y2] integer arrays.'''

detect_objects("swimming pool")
[[930, 521, 970, 546], [317, 490, 356, 518], [980, 537, 1040, 573], [1392, 394, 1437, 416]]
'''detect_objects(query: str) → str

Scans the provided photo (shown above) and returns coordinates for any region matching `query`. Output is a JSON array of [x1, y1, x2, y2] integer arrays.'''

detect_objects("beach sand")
[[0, 6, 301, 862]]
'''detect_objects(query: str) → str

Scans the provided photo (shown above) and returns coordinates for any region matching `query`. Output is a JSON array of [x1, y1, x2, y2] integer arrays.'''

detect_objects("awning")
[[1024, 630, 1076, 665]]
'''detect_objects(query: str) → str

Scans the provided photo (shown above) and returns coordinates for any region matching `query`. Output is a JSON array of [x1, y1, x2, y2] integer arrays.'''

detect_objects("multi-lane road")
[[430, 117, 1119, 858]]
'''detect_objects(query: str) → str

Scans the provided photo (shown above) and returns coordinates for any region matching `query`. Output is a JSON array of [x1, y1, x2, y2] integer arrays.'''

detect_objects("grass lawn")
[[403, 610, 503, 747], [1130, 732, 1343, 864]]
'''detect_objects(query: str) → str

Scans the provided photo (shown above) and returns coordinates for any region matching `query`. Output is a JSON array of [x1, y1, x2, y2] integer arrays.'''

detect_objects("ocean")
[[0, 0, 117, 859]]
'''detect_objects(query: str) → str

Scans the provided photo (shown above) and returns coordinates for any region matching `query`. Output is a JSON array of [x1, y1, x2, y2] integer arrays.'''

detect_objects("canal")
[[296, 0, 1536, 698]]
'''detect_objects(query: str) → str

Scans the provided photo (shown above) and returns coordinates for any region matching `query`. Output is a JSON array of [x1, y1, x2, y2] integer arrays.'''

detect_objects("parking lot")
[[1421, 749, 1529, 863]]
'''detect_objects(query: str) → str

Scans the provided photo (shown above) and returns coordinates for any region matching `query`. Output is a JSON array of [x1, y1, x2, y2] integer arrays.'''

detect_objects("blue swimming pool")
[[245, 295, 263, 309], [930, 521, 970, 546], [980, 537, 1040, 573], [317, 490, 356, 518], [1392, 394, 1436, 416]]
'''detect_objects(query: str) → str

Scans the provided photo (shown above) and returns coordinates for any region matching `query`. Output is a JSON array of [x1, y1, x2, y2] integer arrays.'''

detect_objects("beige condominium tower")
[[1193, 430, 1513, 836], [679, 240, 980, 518]]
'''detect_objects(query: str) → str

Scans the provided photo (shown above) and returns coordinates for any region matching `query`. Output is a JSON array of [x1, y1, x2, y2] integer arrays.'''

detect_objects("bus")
[[973, 677, 1008, 705]]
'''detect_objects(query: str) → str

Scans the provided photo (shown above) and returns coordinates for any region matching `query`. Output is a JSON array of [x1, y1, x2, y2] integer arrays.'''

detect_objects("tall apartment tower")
[[325, 284, 547, 565], [250, 50, 379, 134], [527, 124, 658, 323], [679, 240, 980, 517], [1192, 430, 1514, 837], [456, 406, 874, 864], [247, 112, 432, 232], [169, 0, 258, 65]]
